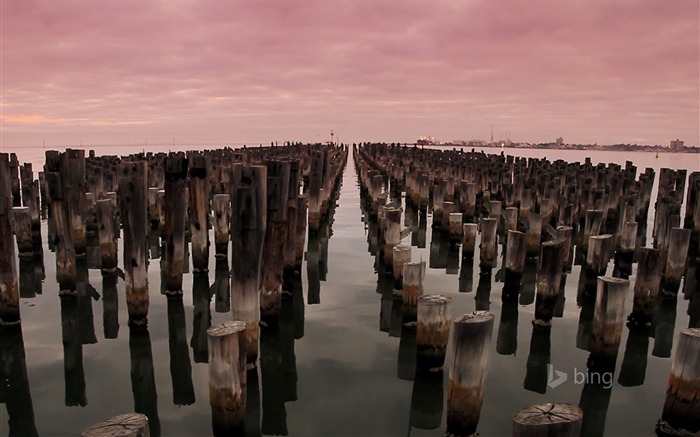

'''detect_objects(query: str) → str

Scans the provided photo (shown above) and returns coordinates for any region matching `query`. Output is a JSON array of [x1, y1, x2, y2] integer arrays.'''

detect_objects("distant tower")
[[490, 125, 494, 144], [670, 139, 684, 151]]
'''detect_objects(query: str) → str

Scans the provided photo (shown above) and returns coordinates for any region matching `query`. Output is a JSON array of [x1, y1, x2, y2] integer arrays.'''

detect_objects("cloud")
[[1, 0, 698, 148]]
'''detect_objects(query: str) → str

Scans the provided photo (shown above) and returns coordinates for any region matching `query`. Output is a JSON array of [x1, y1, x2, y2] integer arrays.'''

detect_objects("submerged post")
[[658, 328, 700, 436], [164, 155, 188, 295], [589, 277, 629, 370], [416, 294, 452, 371], [447, 311, 495, 437], [479, 217, 498, 272], [533, 241, 564, 328], [96, 199, 117, 274], [462, 223, 478, 260], [208, 321, 247, 436], [629, 247, 664, 328], [505, 230, 526, 291], [663, 227, 691, 296]]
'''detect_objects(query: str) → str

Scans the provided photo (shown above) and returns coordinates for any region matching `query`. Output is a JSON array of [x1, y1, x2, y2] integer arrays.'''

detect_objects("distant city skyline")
[[1, 1, 698, 150]]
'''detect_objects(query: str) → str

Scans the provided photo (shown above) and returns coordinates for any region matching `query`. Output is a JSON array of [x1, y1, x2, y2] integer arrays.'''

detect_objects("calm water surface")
[[1, 146, 698, 436]]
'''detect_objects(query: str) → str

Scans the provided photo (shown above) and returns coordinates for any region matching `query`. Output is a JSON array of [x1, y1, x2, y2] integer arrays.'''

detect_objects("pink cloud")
[[1, 0, 698, 150]]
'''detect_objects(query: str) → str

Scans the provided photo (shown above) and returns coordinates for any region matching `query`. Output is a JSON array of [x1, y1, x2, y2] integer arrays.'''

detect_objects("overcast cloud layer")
[[2, 0, 698, 149]]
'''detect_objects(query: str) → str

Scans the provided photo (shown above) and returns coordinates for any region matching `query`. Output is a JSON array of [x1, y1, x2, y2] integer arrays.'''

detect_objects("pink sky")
[[1, 0, 698, 149]]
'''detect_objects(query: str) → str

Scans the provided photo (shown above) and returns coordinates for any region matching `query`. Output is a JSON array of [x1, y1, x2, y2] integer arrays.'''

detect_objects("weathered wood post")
[[583, 234, 613, 298], [533, 241, 565, 328], [629, 247, 664, 328], [416, 294, 452, 371], [0, 155, 20, 324], [96, 199, 117, 274], [524, 213, 542, 259], [81, 413, 150, 437], [283, 160, 300, 279], [147, 187, 160, 229], [557, 225, 574, 273], [384, 207, 402, 266], [449, 212, 464, 243], [402, 261, 426, 324], [462, 223, 478, 260], [392, 244, 412, 294], [260, 160, 290, 323], [505, 230, 526, 293], [582, 209, 604, 254], [119, 160, 149, 325], [12, 207, 33, 258], [588, 276, 629, 370], [505, 207, 519, 233], [207, 321, 247, 436], [231, 164, 267, 365], [294, 195, 308, 272], [46, 172, 77, 295], [658, 328, 700, 435], [308, 151, 324, 232], [163, 155, 188, 295], [64, 149, 87, 257], [446, 311, 495, 437], [512, 403, 583, 437], [614, 222, 637, 278], [189, 154, 210, 272], [213, 194, 231, 259], [663, 227, 691, 296], [479, 217, 498, 272]]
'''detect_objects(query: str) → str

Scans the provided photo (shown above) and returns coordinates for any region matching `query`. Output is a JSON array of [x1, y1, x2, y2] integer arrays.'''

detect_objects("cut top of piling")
[[454, 310, 495, 325], [512, 402, 583, 428], [81, 413, 150, 437], [418, 294, 452, 306], [207, 320, 246, 337]]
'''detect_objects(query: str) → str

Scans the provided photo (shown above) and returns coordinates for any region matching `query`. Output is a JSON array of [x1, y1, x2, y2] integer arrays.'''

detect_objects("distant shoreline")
[[424, 143, 700, 153]]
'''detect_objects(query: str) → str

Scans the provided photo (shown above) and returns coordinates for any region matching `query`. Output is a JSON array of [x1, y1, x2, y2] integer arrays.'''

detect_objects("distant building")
[[555, 137, 564, 146], [670, 139, 684, 151], [417, 136, 435, 146]]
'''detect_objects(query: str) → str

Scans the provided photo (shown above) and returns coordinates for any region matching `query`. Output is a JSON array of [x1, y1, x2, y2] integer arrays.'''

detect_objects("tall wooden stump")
[[283, 161, 300, 278], [308, 151, 324, 232], [663, 227, 691, 296], [462, 223, 478, 260], [583, 234, 612, 298], [479, 217, 498, 272], [392, 244, 412, 294], [46, 172, 77, 295], [119, 161, 149, 325], [512, 403, 583, 437], [416, 294, 452, 371], [505, 230, 526, 292], [447, 311, 495, 437], [658, 328, 700, 435], [589, 277, 629, 370], [384, 207, 402, 266], [524, 213, 542, 258], [208, 321, 247, 436], [557, 226, 574, 273], [534, 241, 564, 327], [261, 160, 290, 323], [96, 199, 117, 274], [13, 207, 33, 258], [614, 222, 637, 277], [213, 194, 231, 259], [582, 209, 604, 254], [629, 247, 664, 328], [231, 165, 267, 365], [81, 413, 150, 437], [402, 261, 426, 324], [189, 155, 211, 272], [164, 156, 188, 295], [294, 195, 308, 272], [449, 212, 464, 243], [64, 149, 87, 257], [504, 207, 519, 233]]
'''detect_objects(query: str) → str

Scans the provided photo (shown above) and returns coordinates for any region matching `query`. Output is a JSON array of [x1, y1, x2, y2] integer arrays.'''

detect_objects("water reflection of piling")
[[129, 326, 161, 437], [213, 259, 231, 313], [497, 295, 518, 355], [102, 274, 119, 339], [398, 326, 417, 381], [61, 296, 87, 407], [578, 380, 613, 437], [191, 273, 212, 363], [410, 370, 444, 430], [652, 298, 677, 358], [0, 325, 38, 436], [260, 326, 289, 436], [475, 274, 491, 311], [523, 327, 551, 394], [167, 297, 195, 406], [618, 328, 649, 387]]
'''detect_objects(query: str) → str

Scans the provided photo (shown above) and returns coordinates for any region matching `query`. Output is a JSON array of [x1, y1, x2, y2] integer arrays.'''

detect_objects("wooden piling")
[[629, 247, 664, 328], [658, 328, 700, 435], [46, 172, 77, 295], [0, 153, 20, 325], [163, 155, 188, 295], [308, 151, 324, 232], [533, 241, 565, 328], [479, 218, 498, 272], [663, 227, 691, 296], [524, 213, 542, 258], [505, 230, 526, 291], [294, 195, 308, 271], [81, 413, 150, 437], [213, 194, 231, 259], [583, 234, 613, 298], [118, 161, 149, 324], [189, 155, 211, 272], [230, 164, 267, 365], [402, 261, 426, 324], [13, 207, 33, 258], [504, 207, 519, 233], [446, 311, 495, 437], [449, 212, 464, 243], [416, 294, 452, 371], [95, 199, 117, 274], [207, 321, 247, 436], [589, 277, 629, 370], [392, 244, 412, 294], [384, 207, 402, 265], [462, 223, 478, 260], [512, 403, 583, 437], [557, 226, 574, 273]]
